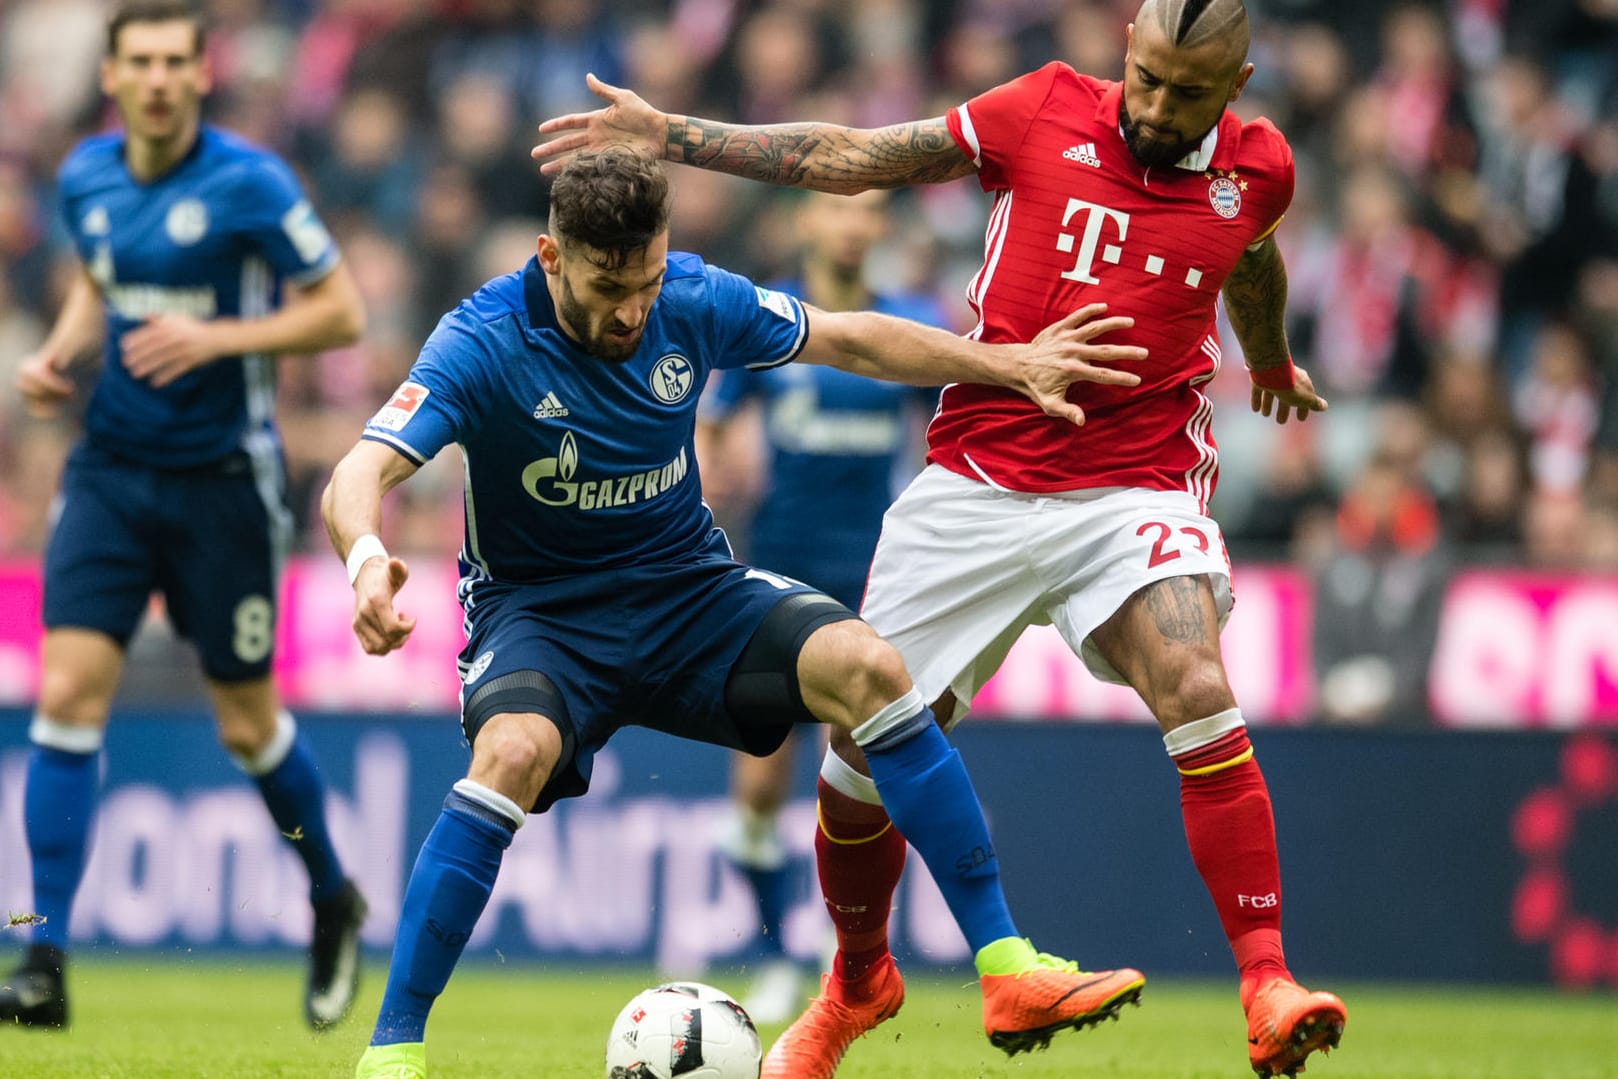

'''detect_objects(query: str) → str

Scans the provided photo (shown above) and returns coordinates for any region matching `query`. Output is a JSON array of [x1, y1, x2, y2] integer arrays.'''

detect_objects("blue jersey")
[[701, 281, 943, 604], [58, 125, 340, 468], [363, 254, 808, 583]]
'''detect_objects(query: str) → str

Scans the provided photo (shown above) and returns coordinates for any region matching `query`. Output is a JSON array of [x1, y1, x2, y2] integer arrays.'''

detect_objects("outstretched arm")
[[321, 438, 421, 656], [798, 303, 1147, 427], [1222, 235, 1327, 425], [533, 74, 975, 194]]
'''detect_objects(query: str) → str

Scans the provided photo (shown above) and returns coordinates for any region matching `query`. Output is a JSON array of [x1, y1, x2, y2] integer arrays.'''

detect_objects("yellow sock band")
[[817, 803, 894, 845], [1176, 746, 1254, 777]]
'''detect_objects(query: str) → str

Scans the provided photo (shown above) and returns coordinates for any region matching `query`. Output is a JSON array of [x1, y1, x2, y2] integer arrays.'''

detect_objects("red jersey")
[[935, 63, 1295, 506]]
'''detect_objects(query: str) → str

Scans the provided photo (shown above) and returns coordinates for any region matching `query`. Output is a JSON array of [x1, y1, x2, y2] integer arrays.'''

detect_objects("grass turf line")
[[0, 959, 1612, 1078]]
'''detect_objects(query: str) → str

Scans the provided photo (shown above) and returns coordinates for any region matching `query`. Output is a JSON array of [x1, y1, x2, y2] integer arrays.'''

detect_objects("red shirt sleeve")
[[945, 62, 1063, 192], [1243, 118, 1296, 245]]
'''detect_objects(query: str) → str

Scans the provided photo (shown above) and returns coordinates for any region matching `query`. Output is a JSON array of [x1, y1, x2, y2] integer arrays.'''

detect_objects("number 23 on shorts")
[[1135, 519, 1229, 573]]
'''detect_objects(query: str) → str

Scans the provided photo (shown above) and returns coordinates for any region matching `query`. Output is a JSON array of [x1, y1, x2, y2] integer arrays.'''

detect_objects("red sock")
[[1173, 728, 1289, 982], [814, 776, 906, 991]]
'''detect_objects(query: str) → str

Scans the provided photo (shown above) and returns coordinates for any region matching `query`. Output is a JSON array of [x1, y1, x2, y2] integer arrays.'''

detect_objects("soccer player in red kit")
[[535, 1, 1346, 1076]]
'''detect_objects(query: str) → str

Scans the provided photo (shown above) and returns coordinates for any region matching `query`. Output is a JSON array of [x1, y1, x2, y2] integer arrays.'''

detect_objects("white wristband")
[[345, 534, 389, 586]]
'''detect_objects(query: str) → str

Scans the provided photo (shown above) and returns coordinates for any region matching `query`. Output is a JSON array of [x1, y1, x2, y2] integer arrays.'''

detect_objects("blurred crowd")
[[1, 0, 1617, 718]]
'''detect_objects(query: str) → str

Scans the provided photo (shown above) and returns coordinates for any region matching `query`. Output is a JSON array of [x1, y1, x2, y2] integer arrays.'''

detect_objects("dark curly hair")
[[548, 149, 673, 270]]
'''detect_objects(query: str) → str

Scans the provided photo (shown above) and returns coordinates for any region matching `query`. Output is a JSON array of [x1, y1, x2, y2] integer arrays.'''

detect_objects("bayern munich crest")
[[1208, 176, 1242, 219]]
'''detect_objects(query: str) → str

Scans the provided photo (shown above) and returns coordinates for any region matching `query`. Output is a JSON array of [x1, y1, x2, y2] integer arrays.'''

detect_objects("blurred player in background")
[[535, 0, 1348, 1075], [698, 189, 943, 1023], [4, 0, 367, 1032], [324, 148, 1149, 1079]]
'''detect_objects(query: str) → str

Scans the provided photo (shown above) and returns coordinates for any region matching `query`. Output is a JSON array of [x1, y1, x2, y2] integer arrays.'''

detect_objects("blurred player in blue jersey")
[[323, 148, 1149, 1079], [4, 1, 367, 1033], [697, 189, 942, 1022]]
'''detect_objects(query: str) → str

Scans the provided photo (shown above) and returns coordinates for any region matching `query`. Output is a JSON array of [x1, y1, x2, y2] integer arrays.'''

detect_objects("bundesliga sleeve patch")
[[754, 286, 798, 322], [369, 381, 430, 432], [280, 199, 334, 264]]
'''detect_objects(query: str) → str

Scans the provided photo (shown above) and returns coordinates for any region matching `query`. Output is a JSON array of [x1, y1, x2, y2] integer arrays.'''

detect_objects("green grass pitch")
[[0, 958, 1613, 1078]]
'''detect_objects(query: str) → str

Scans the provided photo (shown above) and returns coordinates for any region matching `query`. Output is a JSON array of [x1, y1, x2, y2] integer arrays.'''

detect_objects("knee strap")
[[29, 715, 104, 755], [851, 688, 929, 752]]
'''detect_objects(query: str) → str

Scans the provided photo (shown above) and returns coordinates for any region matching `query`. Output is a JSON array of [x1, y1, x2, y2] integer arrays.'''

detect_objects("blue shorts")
[[749, 546, 871, 612], [456, 540, 850, 811], [42, 441, 290, 682]]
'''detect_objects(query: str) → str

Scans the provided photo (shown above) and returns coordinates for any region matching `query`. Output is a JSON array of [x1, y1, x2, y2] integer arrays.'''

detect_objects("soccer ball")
[[604, 981, 762, 1079]]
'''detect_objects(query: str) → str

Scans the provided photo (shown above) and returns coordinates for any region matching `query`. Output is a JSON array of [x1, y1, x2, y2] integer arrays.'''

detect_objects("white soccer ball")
[[604, 981, 762, 1079]]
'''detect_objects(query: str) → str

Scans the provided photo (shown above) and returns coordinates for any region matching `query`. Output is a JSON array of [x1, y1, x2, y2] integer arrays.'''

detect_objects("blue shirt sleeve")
[[54, 143, 101, 261], [230, 154, 341, 284], [704, 264, 808, 372], [362, 315, 489, 465]]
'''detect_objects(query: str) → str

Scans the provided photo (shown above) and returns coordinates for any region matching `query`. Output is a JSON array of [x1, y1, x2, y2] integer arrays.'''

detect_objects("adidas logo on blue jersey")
[[532, 392, 570, 419], [1063, 142, 1102, 168]]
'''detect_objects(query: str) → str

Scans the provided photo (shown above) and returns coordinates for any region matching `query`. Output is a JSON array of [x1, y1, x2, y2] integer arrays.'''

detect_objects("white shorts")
[[861, 465, 1233, 723]]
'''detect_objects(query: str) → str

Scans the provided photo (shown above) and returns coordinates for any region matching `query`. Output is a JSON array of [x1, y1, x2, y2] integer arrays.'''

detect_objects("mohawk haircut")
[[1138, 0, 1249, 57]]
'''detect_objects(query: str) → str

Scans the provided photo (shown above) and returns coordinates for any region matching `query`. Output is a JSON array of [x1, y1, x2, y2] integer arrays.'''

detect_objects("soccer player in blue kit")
[[699, 189, 943, 1022], [5, 0, 368, 1031], [323, 148, 1150, 1079]]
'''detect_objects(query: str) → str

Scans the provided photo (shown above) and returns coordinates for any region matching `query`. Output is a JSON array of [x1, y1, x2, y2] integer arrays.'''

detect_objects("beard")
[[559, 276, 643, 363], [829, 257, 863, 283], [1119, 103, 1216, 169]]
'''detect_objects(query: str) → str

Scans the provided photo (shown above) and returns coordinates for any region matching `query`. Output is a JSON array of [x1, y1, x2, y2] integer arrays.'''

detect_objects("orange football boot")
[[1242, 974, 1347, 1076], [760, 955, 904, 1079], [980, 951, 1145, 1055]]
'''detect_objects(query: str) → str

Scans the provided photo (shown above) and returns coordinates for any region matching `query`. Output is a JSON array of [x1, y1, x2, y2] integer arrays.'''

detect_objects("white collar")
[[1114, 121, 1222, 172], [1174, 125, 1220, 171]]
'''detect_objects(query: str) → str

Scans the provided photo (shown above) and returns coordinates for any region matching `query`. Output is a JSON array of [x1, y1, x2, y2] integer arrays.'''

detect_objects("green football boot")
[[355, 1041, 427, 1079]]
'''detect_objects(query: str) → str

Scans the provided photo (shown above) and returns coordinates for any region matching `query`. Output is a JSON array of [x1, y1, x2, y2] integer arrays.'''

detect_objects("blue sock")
[[743, 865, 790, 958], [371, 792, 515, 1046], [861, 717, 1018, 953], [254, 731, 346, 904], [23, 745, 101, 951]]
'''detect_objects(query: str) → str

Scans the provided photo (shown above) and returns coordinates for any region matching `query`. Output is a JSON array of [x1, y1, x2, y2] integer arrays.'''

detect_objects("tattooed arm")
[[1222, 236, 1327, 425], [666, 116, 973, 193], [1221, 236, 1291, 369], [533, 74, 975, 193]]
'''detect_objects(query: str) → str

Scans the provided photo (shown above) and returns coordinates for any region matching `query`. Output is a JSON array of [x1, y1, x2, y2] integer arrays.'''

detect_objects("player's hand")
[[351, 556, 417, 656], [1019, 303, 1148, 426], [1250, 364, 1328, 425], [16, 347, 75, 419], [121, 315, 220, 387], [531, 73, 668, 176]]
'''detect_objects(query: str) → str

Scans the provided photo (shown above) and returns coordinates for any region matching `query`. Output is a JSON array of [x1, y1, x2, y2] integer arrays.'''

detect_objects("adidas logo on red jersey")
[[1062, 142, 1101, 168]]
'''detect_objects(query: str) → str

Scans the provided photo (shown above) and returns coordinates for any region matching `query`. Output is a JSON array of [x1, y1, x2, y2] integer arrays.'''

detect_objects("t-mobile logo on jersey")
[[1056, 197, 1206, 289]]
